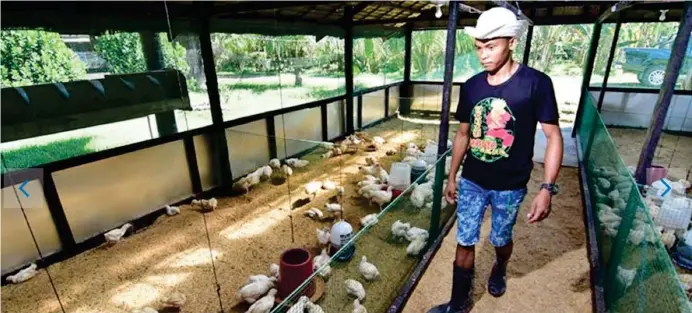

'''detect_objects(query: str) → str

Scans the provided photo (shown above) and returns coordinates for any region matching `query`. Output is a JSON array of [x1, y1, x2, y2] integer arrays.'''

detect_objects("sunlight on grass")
[[1, 136, 95, 173]]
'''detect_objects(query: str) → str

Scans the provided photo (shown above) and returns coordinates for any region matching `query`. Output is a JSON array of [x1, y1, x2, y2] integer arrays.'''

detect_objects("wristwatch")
[[540, 183, 559, 196]]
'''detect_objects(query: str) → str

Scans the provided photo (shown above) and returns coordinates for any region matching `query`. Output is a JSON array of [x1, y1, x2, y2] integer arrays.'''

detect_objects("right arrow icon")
[[660, 179, 671, 197]]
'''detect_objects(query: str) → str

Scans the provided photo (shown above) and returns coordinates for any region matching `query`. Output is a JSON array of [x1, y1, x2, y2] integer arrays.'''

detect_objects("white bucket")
[[389, 162, 412, 191]]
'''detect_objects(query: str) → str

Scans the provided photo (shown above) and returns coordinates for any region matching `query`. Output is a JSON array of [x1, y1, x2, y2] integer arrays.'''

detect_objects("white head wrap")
[[464, 7, 528, 40]]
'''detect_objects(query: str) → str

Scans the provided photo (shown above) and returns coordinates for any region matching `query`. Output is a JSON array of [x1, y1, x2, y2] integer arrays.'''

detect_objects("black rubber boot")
[[487, 257, 508, 297], [426, 264, 474, 313]]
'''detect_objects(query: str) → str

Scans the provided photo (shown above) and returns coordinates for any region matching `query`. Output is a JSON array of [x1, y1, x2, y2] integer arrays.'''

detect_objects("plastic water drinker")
[[656, 197, 692, 230], [411, 159, 428, 183], [389, 162, 411, 190], [424, 145, 437, 165]]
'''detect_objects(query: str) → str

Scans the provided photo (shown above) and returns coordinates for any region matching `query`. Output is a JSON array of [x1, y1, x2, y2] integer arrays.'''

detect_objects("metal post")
[[430, 1, 459, 241], [572, 22, 602, 138], [199, 17, 233, 189], [140, 31, 179, 137], [400, 24, 413, 115], [635, 2, 692, 185], [598, 18, 622, 112], [344, 5, 355, 135], [521, 24, 533, 65], [404, 24, 413, 82]]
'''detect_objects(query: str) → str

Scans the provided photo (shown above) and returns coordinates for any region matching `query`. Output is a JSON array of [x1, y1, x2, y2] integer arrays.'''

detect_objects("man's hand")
[[527, 189, 552, 223], [444, 179, 458, 204]]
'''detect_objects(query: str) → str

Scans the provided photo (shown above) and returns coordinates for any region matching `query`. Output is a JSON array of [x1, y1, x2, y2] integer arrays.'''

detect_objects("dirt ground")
[[607, 127, 692, 182], [0, 118, 451, 313], [402, 166, 592, 313]]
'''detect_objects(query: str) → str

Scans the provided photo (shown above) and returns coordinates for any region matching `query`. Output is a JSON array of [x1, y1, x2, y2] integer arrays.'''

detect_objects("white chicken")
[[269, 158, 281, 169], [306, 302, 326, 313], [321, 150, 334, 159], [161, 292, 186, 309], [368, 186, 394, 210], [406, 227, 429, 242], [304, 208, 325, 220], [287, 296, 310, 313], [260, 165, 272, 180], [353, 299, 368, 313], [357, 179, 380, 188], [245, 288, 277, 313], [662, 229, 677, 249], [359, 256, 380, 281], [269, 263, 280, 279], [360, 214, 379, 228], [105, 223, 133, 245], [246, 274, 272, 285], [359, 164, 388, 182], [6, 263, 39, 284], [287, 158, 310, 168], [672, 179, 692, 195], [358, 183, 386, 198], [325, 203, 343, 213], [392, 220, 411, 240], [305, 181, 323, 200], [317, 227, 331, 246], [313, 249, 331, 277], [233, 177, 252, 194], [407, 236, 427, 256], [345, 279, 366, 301], [239, 277, 277, 304], [282, 164, 293, 176], [410, 182, 434, 208], [192, 198, 218, 212], [373, 136, 386, 145], [406, 147, 422, 158], [617, 266, 637, 290], [165, 205, 180, 216], [322, 178, 337, 190]]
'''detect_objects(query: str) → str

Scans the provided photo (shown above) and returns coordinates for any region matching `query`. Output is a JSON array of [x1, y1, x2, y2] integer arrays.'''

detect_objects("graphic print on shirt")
[[469, 97, 516, 162]]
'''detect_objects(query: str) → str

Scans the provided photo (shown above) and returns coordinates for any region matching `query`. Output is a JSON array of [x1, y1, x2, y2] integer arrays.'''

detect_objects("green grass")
[[306, 83, 367, 99], [1, 137, 95, 173], [220, 82, 294, 94]]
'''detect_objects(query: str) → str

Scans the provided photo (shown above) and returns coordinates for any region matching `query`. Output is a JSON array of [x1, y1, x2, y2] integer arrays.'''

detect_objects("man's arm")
[[541, 123, 563, 185], [445, 123, 470, 203]]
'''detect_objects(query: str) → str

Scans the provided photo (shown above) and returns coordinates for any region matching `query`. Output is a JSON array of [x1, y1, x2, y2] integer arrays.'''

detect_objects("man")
[[428, 7, 564, 313]]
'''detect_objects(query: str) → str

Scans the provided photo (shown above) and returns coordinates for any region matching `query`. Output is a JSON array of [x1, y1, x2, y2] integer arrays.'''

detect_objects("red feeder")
[[382, 185, 403, 200], [278, 248, 315, 300]]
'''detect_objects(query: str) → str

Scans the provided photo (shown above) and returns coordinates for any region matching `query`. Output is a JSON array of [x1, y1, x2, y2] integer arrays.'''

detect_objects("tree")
[[93, 32, 189, 76], [1, 30, 87, 87]]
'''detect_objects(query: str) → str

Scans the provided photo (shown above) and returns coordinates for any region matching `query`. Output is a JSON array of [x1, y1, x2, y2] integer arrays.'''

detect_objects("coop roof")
[[1, 1, 688, 38]]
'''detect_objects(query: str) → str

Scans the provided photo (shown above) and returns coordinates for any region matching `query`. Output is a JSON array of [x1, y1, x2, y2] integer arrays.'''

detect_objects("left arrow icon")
[[19, 180, 30, 197]]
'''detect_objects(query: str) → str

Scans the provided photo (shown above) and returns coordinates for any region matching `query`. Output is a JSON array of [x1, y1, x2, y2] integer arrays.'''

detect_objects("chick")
[[345, 279, 366, 301], [6, 263, 39, 284], [358, 256, 380, 281]]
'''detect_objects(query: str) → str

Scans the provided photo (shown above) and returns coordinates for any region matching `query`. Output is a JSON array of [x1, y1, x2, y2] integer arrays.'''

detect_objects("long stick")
[[430, 0, 458, 241], [635, 2, 692, 185]]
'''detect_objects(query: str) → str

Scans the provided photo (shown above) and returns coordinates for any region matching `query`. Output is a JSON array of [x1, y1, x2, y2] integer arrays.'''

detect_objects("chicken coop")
[[1, 1, 692, 313]]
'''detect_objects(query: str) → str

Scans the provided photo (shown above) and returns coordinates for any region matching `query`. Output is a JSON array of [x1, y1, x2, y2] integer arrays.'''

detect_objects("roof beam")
[[598, 1, 635, 23], [226, 1, 333, 14], [490, 1, 534, 25], [379, 2, 427, 14]]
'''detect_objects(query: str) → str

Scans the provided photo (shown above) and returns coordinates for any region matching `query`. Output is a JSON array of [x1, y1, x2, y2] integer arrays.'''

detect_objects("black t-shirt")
[[454, 64, 559, 191]]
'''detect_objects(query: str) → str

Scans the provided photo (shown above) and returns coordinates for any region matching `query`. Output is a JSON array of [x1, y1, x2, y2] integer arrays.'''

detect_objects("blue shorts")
[[456, 178, 528, 247]]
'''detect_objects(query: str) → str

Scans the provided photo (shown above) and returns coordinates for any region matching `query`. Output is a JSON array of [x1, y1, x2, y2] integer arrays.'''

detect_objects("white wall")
[[590, 90, 692, 131]]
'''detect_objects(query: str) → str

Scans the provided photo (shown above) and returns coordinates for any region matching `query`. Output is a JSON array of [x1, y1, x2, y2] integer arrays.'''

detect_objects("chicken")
[[246, 171, 262, 187], [304, 208, 325, 220], [392, 220, 411, 240], [345, 279, 366, 301], [105, 223, 133, 245], [407, 236, 427, 256], [359, 256, 380, 281], [662, 229, 677, 249], [233, 177, 252, 194], [165, 205, 180, 216], [325, 203, 343, 213], [410, 182, 434, 208], [406, 147, 422, 158], [313, 248, 330, 268], [617, 266, 637, 290], [672, 179, 692, 195], [246, 274, 273, 285], [321, 150, 334, 159], [306, 302, 326, 313], [317, 227, 331, 246], [6, 263, 39, 284], [358, 183, 386, 198], [282, 164, 293, 176], [269, 158, 281, 169], [353, 299, 368, 313], [261, 165, 272, 180], [360, 214, 379, 228], [368, 186, 394, 210], [359, 164, 388, 182], [305, 181, 323, 200], [322, 179, 337, 190], [161, 292, 186, 309], [357, 179, 379, 188], [239, 277, 277, 304], [245, 288, 277, 313], [287, 158, 310, 168], [373, 136, 386, 145], [269, 263, 280, 279], [406, 227, 429, 242], [287, 296, 310, 313], [192, 198, 218, 212]]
